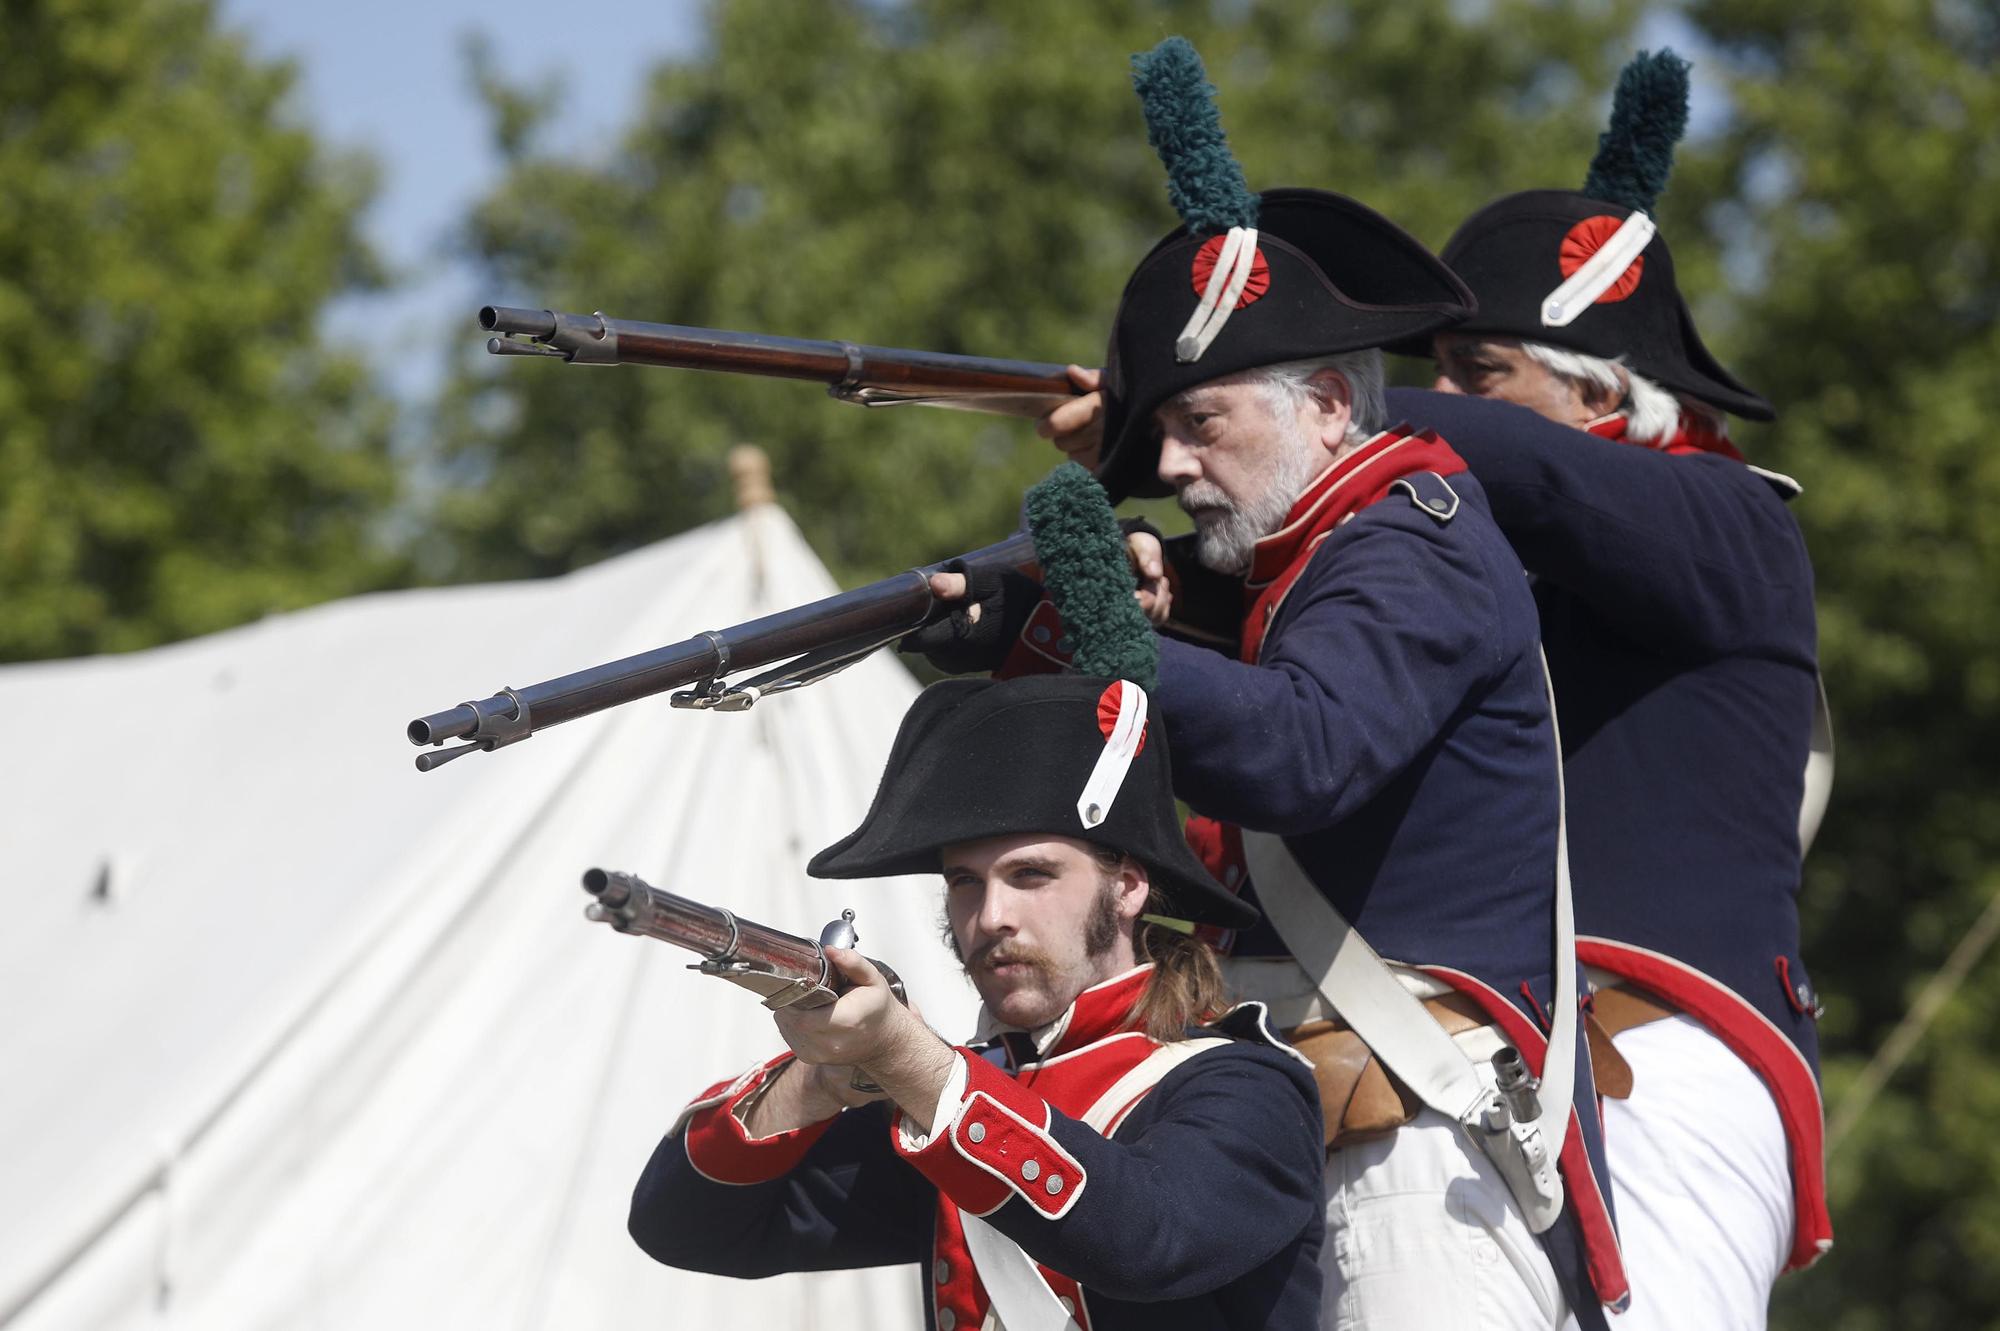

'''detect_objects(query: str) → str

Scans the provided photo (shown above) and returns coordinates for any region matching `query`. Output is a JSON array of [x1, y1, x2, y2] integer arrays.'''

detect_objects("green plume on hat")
[[1025, 464, 1158, 690], [1583, 49, 1692, 214], [1131, 36, 1258, 236]]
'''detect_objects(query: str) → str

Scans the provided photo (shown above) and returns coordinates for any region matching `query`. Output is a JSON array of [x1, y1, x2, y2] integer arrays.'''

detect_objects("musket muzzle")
[[582, 866, 647, 912], [480, 305, 558, 338]]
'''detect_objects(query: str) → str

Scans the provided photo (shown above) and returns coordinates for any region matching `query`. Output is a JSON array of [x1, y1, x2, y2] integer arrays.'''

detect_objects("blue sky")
[[216, 3, 1717, 407], [219, 0, 702, 402]]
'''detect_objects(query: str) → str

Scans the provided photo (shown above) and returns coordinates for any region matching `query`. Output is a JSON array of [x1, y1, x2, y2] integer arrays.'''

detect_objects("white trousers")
[[1577, 1014, 1793, 1331], [1322, 1068, 1567, 1331]]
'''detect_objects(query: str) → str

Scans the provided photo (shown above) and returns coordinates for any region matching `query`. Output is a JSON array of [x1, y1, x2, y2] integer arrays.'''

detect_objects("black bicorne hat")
[[808, 674, 1256, 930], [1415, 51, 1773, 422], [1094, 39, 1473, 502]]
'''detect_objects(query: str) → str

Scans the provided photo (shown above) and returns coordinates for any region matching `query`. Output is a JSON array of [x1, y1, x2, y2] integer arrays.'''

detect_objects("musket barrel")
[[408, 574, 927, 747], [406, 528, 1037, 753], [583, 867, 744, 957], [582, 868, 828, 983], [479, 305, 1079, 413], [607, 319, 1075, 395], [610, 321, 856, 381]]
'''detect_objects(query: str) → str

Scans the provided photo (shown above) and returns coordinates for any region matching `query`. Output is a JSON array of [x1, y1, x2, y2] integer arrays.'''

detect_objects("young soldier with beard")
[[627, 670, 1328, 1331], [1385, 51, 1832, 1331], [922, 39, 1629, 1331]]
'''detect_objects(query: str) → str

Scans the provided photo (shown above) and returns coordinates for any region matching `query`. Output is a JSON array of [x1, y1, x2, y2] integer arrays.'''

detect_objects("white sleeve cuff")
[[895, 1053, 970, 1151]]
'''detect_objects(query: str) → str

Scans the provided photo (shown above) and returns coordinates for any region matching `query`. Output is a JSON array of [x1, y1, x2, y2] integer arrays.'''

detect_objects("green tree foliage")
[[432, 0, 1643, 584], [1670, 4, 2000, 1326], [0, 0, 401, 662]]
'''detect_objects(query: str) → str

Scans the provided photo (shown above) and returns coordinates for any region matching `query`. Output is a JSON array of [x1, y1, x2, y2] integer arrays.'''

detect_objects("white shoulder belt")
[[1240, 648, 1577, 1233]]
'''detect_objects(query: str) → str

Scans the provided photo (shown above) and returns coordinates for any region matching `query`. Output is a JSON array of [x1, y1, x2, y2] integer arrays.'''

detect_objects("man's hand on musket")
[[1034, 364, 1106, 468], [756, 947, 960, 1135], [926, 530, 1172, 634]]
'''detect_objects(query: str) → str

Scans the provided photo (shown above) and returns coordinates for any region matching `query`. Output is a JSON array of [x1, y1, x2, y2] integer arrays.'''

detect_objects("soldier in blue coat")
[[629, 670, 1328, 1331], [1387, 51, 1832, 1331], [925, 39, 1629, 1331]]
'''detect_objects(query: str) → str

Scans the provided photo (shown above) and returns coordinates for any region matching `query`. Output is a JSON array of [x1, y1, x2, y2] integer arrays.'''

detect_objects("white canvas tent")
[[0, 504, 979, 1330]]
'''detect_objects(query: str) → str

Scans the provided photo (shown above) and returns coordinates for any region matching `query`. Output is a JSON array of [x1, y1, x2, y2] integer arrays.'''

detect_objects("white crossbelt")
[[958, 1216, 1074, 1331], [1221, 956, 1509, 1063], [1238, 647, 1577, 1233]]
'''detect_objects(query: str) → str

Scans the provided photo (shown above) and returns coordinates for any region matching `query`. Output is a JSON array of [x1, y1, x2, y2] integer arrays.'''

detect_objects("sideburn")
[[1084, 876, 1123, 958]]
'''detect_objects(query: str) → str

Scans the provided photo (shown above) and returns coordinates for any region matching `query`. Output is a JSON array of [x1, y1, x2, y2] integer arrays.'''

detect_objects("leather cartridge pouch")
[[1283, 991, 1489, 1150], [1286, 994, 1642, 1147]]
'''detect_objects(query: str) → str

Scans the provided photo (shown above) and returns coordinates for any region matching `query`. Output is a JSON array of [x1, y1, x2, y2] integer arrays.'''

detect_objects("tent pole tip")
[[729, 444, 775, 510]]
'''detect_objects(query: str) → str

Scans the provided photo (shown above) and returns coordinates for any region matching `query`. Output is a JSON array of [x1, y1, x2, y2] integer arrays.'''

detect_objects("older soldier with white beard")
[[918, 38, 1631, 1331]]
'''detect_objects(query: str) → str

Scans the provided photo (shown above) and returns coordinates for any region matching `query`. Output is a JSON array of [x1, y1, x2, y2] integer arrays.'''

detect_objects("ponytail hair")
[[1127, 897, 1232, 1041]]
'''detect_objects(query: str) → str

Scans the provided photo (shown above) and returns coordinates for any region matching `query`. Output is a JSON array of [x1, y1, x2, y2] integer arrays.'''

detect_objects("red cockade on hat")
[[1095, 681, 1148, 755], [1189, 232, 1270, 309], [1077, 680, 1150, 830], [1558, 215, 1645, 305]]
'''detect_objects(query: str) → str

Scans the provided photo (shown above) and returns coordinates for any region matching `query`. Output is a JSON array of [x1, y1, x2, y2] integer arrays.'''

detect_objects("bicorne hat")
[[1094, 38, 1474, 502], [1418, 50, 1773, 421], [808, 673, 1256, 930]]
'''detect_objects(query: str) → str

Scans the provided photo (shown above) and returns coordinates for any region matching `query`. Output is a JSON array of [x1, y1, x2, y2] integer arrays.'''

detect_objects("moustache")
[[1178, 483, 1233, 520], [967, 940, 1048, 976]]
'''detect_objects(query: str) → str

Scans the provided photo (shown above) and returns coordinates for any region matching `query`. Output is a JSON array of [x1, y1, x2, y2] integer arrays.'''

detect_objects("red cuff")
[[995, 600, 1072, 679], [680, 1052, 838, 1185], [893, 1051, 1087, 1219]]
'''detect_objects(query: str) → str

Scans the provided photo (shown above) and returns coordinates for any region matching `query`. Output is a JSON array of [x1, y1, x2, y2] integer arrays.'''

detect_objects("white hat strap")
[[1540, 210, 1656, 328], [1077, 681, 1148, 829], [1175, 226, 1259, 362]]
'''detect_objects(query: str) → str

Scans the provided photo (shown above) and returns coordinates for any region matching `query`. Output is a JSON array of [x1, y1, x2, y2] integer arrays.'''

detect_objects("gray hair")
[[1518, 341, 1694, 444], [1250, 349, 1388, 445]]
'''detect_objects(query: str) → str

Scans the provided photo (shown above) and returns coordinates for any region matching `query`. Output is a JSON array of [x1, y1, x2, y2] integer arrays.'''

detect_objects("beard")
[[947, 873, 1125, 1028], [1178, 409, 1328, 574]]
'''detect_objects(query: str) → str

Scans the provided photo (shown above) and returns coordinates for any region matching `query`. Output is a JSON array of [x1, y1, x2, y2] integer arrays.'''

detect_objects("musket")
[[405, 528, 1039, 771], [581, 868, 906, 1011], [405, 513, 1244, 772], [481, 306, 1082, 419]]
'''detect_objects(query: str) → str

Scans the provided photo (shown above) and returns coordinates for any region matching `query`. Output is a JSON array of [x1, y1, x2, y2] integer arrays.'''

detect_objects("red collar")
[[1238, 427, 1467, 661], [1585, 409, 1745, 462], [1246, 427, 1468, 587], [975, 964, 1154, 1061]]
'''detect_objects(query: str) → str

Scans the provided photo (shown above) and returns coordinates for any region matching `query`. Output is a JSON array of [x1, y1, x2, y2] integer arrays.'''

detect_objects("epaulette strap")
[[1391, 471, 1462, 524]]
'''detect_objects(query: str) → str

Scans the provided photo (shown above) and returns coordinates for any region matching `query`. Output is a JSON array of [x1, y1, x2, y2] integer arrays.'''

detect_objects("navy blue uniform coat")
[[630, 971, 1325, 1331]]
